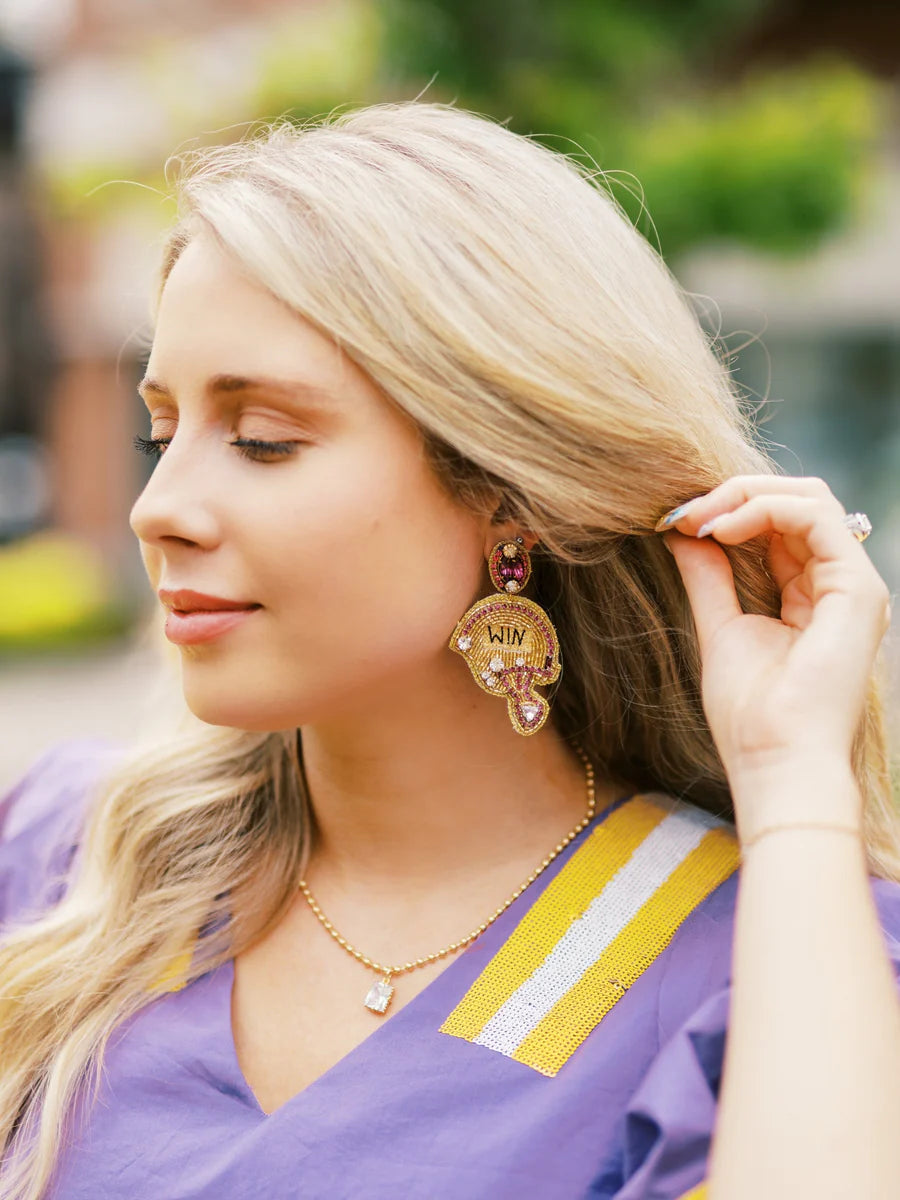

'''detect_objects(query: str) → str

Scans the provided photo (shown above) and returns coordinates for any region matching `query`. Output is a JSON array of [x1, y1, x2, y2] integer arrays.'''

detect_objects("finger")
[[766, 530, 805, 594], [697, 494, 870, 575], [655, 474, 845, 535], [663, 531, 743, 656], [702, 494, 892, 649]]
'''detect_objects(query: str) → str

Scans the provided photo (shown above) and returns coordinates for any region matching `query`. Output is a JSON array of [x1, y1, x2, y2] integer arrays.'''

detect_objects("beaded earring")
[[449, 537, 561, 736]]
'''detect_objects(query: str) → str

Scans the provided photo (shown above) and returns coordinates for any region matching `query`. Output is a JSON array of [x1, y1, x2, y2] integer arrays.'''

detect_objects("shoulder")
[[649, 798, 900, 1030], [0, 737, 127, 930], [592, 789, 742, 1044], [604, 795, 900, 1200], [650, 799, 900, 1010], [441, 788, 740, 1081], [599, 788, 742, 999]]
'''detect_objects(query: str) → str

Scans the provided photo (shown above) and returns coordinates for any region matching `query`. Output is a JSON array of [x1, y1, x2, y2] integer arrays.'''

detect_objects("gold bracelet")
[[740, 819, 862, 853]]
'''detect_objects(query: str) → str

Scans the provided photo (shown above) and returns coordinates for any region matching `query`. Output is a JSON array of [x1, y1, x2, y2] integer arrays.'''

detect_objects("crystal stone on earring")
[[489, 656, 504, 672], [481, 670, 497, 686], [364, 977, 394, 1014], [457, 636, 472, 651], [505, 580, 519, 592], [520, 703, 541, 724]]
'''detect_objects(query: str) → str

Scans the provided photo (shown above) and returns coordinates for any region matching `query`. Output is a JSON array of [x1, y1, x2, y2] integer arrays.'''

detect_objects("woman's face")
[[130, 232, 492, 731]]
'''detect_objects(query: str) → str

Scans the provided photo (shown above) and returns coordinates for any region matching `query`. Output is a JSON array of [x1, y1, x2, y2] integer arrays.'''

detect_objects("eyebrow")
[[136, 373, 334, 407]]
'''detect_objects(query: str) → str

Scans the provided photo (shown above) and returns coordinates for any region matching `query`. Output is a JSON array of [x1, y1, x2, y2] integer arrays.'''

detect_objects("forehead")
[[142, 236, 354, 403], [136, 372, 336, 410]]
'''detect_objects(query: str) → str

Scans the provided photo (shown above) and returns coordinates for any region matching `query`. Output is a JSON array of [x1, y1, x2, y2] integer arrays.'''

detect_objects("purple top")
[[2, 739, 899, 1200]]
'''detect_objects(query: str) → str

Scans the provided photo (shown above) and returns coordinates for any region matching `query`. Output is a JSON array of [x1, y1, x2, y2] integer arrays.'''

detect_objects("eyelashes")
[[132, 434, 299, 462], [132, 435, 168, 459]]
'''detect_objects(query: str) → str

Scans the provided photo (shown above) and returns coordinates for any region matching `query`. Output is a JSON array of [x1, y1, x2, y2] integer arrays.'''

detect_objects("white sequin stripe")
[[473, 804, 725, 1056]]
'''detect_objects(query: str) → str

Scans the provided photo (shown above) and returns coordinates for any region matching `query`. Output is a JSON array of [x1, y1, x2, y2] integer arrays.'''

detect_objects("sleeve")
[[606, 874, 900, 1200], [0, 738, 125, 931]]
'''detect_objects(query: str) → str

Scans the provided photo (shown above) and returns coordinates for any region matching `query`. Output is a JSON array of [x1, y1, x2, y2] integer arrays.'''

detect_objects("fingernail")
[[662, 536, 675, 555], [654, 502, 693, 532], [696, 517, 719, 538]]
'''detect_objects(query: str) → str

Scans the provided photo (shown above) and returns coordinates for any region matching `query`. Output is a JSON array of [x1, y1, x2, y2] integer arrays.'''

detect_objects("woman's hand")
[[657, 475, 891, 813]]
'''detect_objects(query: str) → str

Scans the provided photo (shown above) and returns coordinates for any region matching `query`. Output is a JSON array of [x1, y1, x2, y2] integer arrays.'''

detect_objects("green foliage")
[[39, 0, 384, 227], [379, 0, 764, 112], [35, 0, 888, 261], [250, 0, 383, 121], [378, 0, 886, 259], [44, 162, 175, 225], [620, 60, 881, 258]]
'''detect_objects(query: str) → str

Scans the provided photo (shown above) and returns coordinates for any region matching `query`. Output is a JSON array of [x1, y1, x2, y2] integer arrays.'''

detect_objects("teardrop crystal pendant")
[[364, 975, 394, 1014]]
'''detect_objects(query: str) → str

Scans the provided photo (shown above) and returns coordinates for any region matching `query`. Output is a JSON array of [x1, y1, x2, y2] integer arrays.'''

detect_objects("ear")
[[483, 491, 539, 558], [482, 519, 539, 559]]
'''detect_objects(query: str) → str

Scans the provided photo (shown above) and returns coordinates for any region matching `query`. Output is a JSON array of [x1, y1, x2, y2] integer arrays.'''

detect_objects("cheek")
[[260, 455, 487, 670]]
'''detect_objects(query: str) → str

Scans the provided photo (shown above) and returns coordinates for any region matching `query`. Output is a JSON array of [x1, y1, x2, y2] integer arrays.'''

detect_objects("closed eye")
[[132, 435, 300, 462], [229, 437, 300, 461]]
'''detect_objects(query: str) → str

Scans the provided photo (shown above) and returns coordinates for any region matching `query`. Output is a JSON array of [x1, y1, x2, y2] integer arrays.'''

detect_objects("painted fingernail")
[[696, 517, 720, 538], [654, 503, 693, 532]]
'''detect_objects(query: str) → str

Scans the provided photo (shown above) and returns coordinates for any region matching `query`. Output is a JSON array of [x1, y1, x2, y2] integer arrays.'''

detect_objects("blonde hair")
[[1, 99, 897, 1199]]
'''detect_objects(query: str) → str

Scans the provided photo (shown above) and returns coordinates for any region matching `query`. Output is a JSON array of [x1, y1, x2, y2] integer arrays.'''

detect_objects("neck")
[[297, 662, 623, 897]]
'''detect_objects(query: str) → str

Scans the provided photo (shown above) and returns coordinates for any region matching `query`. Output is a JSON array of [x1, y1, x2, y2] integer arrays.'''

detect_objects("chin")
[[179, 677, 291, 733], [185, 704, 282, 733]]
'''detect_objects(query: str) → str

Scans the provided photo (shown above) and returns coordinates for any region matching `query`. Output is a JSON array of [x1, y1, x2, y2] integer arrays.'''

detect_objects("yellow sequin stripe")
[[441, 792, 739, 1076], [678, 1184, 708, 1199], [150, 946, 194, 994], [441, 794, 670, 1041]]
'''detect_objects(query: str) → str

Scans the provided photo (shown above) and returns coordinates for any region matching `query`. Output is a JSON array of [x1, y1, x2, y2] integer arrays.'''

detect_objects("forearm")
[[708, 756, 900, 1200]]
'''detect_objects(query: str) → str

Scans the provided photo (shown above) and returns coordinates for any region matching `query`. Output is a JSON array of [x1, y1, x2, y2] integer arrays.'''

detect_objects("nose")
[[129, 431, 222, 550]]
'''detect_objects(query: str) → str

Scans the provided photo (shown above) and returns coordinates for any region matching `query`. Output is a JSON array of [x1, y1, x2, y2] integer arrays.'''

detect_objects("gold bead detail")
[[296, 743, 599, 985]]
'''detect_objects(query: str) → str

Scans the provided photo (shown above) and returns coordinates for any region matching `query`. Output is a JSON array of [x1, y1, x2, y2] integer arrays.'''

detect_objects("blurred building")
[[0, 0, 322, 598], [678, 0, 900, 592], [0, 43, 58, 542]]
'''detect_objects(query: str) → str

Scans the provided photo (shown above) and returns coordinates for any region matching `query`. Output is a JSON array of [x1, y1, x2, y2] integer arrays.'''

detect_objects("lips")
[[163, 606, 261, 645], [158, 588, 262, 645], [159, 588, 261, 614]]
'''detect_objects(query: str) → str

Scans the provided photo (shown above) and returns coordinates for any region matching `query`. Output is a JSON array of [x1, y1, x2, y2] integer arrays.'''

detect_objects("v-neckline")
[[218, 944, 465, 1121], [213, 791, 637, 1122]]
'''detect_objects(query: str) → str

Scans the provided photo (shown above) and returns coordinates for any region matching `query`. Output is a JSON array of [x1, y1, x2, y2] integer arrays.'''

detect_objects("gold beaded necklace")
[[297, 745, 597, 1014]]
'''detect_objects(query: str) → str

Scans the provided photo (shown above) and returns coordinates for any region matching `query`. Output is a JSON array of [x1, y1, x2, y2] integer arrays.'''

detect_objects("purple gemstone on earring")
[[497, 557, 526, 584]]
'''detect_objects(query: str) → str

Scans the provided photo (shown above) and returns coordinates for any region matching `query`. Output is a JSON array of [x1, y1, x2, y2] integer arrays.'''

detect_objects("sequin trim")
[[149, 946, 194, 994], [440, 792, 739, 1076]]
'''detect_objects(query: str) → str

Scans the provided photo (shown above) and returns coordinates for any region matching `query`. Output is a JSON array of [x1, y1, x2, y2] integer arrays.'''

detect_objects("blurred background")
[[1, 0, 898, 788]]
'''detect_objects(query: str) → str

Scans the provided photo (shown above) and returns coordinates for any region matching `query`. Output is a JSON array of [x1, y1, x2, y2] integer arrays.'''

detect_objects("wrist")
[[727, 753, 863, 843], [728, 750, 858, 795], [739, 819, 863, 856]]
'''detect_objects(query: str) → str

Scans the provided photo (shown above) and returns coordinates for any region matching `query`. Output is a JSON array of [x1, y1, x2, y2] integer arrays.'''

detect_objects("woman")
[[1, 100, 899, 1200]]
